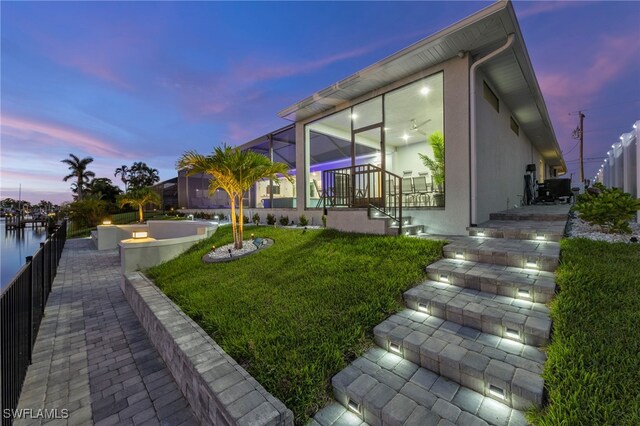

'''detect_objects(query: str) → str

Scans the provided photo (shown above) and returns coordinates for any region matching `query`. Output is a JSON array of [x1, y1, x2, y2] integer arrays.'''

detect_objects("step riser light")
[[347, 399, 360, 414], [439, 274, 449, 283], [389, 342, 402, 354], [518, 289, 531, 298], [505, 328, 520, 340], [489, 385, 506, 399], [418, 303, 429, 313]]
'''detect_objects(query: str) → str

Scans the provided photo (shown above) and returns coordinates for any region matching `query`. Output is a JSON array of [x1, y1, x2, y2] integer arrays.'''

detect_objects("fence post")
[[25, 256, 33, 365]]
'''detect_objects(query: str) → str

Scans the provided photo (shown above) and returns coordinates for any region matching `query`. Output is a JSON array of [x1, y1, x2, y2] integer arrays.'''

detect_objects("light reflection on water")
[[1, 218, 49, 290]]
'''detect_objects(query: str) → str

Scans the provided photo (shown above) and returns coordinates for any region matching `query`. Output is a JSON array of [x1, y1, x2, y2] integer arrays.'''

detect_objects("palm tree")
[[62, 154, 95, 200], [114, 165, 130, 190], [178, 145, 292, 249], [117, 187, 161, 223]]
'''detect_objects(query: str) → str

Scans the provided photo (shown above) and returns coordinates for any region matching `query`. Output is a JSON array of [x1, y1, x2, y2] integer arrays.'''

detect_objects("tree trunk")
[[230, 197, 239, 249], [238, 197, 244, 250], [138, 205, 144, 223]]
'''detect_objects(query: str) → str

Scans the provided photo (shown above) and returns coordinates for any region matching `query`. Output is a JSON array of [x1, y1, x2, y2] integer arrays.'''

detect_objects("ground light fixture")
[[505, 327, 520, 340], [535, 233, 545, 240], [455, 252, 464, 259], [477, 231, 485, 236], [525, 258, 538, 268], [389, 342, 402, 354], [418, 303, 429, 313], [440, 274, 449, 283], [347, 399, 360, 414], [102, 220, 112, 225], [489, 384, 506, 399], [517, 288, 531, 298], [132, 231, 148, 239]]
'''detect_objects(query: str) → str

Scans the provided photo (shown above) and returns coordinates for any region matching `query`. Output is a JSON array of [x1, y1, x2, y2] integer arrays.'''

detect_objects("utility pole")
[[579, 111, 585, 183], [572, 111, 586, 183]]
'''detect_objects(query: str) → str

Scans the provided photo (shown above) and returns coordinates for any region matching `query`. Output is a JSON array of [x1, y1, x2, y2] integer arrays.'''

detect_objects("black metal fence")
[[1, 221, 66, 426]]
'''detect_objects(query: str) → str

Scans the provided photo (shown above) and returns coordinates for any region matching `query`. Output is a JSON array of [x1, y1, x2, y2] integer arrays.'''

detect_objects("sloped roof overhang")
[[278, 0, 565, 171]]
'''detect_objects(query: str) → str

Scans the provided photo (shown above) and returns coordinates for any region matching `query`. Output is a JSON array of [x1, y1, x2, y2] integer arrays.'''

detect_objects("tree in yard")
[[128, 162, 160, 189], [117, 187, 161, 223], [177, 145, 292, 249], [86, 178, 123, 204], [114, 165, 130, 190], [62, 154, 95, 200]]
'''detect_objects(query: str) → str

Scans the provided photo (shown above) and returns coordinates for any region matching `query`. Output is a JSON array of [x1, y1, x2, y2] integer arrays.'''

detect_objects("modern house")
[[177, 0, 566, 235]]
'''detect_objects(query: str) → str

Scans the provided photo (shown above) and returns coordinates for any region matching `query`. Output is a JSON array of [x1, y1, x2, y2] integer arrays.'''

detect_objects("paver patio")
[[14, 239, 198, 426]]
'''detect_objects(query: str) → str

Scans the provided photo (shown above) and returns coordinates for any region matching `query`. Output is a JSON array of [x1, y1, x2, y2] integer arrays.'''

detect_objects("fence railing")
[[321, 164, 403, 232], [1, 221, 67, 426]]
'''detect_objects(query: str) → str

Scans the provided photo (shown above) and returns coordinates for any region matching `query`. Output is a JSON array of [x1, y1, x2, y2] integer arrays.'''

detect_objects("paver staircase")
[[310, 206, 568, 426]]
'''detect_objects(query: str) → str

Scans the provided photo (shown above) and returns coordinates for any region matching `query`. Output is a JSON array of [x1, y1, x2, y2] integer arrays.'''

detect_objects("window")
[[304, 72, 445, 208], [483, 81, 499, 112], [510, 117, 519, 135]]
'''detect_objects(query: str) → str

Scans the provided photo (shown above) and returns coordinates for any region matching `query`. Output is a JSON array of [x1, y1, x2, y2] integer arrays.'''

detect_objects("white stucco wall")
[[474, 71, 545, 224]]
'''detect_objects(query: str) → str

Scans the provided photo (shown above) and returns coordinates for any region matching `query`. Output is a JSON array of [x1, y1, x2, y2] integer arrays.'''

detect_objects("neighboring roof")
[[278, 0, 566, 171]]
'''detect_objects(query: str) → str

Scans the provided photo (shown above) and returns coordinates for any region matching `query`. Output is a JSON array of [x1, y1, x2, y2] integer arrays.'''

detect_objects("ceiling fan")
[[410, 118, 431, 136]]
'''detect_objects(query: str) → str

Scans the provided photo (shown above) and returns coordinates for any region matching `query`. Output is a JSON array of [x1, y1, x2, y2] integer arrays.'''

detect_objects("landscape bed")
[[146, 226, 445, 424], [529, 238, 640, 425]]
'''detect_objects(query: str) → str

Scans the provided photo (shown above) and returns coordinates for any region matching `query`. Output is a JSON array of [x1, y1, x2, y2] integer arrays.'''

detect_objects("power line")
[[568, 98, 640, 115]]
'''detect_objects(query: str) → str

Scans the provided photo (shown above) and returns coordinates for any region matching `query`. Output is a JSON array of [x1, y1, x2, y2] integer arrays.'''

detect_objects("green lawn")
[[147, 226, 445, 424], [529, 238, 640, 425]]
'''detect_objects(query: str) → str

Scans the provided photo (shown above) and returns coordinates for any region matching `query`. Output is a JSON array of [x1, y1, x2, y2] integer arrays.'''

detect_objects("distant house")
[[178, 1, 566, 235]]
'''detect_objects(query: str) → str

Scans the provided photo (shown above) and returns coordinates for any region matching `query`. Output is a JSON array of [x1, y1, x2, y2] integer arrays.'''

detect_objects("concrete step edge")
[[329, 347, 527, 426], [373, 311, 545, 411], [404, 281, 551, 346]]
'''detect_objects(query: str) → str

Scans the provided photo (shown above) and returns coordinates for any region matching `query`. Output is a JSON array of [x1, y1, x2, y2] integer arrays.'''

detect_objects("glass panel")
[[352, 96, 382, 130], [384, 72, 444, 207], [248, 140, 271, 208], [305, 109, 351, 208], [270, 126, 297, 209], [354, 127, 382, 167]]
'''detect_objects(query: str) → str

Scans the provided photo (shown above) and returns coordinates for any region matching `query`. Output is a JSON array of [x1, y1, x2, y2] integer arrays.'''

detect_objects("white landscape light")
[[418, 303, 429, 313], [347, 399, 360, 414], [132, 231, 148, 239], [526, 258, 538, 268], [455, 251, 464, 259], [535, 233, 545, 240], [102, 219, 112, 225], [518, 288, 531, 298], [505, 328, 521, 340], [389, 342, 402, 354], [440, 274, 449, 282], [477, 231, 485, 236], [489, 384, 506, 399]]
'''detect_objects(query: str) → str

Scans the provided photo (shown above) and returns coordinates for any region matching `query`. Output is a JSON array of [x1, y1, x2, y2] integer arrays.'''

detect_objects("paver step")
[[467, 220, 565, 242], [387, 223, 424, 236], [442, 237, 560, 272], [309, 402, 365, 426], [488, 211, 568, 222], [374, 310, 545, 411], [426, 259, 556, 304], [404, 281, 551, 346], [328, 347, 527, 426]]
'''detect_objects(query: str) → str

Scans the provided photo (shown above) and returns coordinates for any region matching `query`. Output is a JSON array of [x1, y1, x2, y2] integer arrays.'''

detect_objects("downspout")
[[469, 33, 515, 226]]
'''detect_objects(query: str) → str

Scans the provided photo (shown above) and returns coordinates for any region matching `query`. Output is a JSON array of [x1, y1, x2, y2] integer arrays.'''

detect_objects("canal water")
[[1, 218, 48, 290]]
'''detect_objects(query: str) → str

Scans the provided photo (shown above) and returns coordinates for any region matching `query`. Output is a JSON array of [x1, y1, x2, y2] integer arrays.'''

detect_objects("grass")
[[147, 226, 445, 424], [529, 238, 640, 425]]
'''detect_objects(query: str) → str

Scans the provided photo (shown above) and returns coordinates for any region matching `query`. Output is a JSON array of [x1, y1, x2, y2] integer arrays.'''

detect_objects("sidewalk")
[[14, 239, 198, 426]]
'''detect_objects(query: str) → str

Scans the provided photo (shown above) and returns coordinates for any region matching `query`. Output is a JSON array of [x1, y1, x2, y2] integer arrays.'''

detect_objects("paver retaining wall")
[[123, 272, 294, 426]]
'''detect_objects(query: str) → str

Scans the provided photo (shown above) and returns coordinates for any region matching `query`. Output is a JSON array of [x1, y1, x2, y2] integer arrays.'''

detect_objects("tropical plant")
[[279, 215, 290, 226], [574, 183, 640, 234], [419, 131, 445, 188], [115, 162, 160, 190], [266, 213, 276, 225], [177, 145, 292, 249], [62, 154, 95, 200], [62, 194, 107, 230], [86, 178, 123, 204], [299, 214, 309, 227], [114, 165, 130, 190], [117, 187, 161, 223], [252, 213, 260, 226]]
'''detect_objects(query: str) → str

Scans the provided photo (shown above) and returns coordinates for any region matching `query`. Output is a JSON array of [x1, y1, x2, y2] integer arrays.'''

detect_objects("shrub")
[[252, 213, 260, 226], [321, 215, 327, 228], [266, 213, 276, 225], [236, 214, 250, 224], [575, 184, 640, 234], [298, 214, 308, 227], [279, 215, 289, 226]]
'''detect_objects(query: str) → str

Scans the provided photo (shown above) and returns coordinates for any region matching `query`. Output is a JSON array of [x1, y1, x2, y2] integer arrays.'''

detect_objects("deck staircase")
[[310, 206, 569, 426]]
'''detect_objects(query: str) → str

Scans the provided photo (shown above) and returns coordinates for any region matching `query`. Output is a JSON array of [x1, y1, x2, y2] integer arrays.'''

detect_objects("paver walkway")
[[15, 239, 198, 426]]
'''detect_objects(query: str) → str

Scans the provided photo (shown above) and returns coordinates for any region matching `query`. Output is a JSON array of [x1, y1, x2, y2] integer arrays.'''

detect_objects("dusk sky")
[[1, 1, 639, 205]]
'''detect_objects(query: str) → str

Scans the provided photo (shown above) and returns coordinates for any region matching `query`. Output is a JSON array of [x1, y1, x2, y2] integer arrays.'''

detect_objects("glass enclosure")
[[250, 125, 297, 209], [305, 72, 444, 208]]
